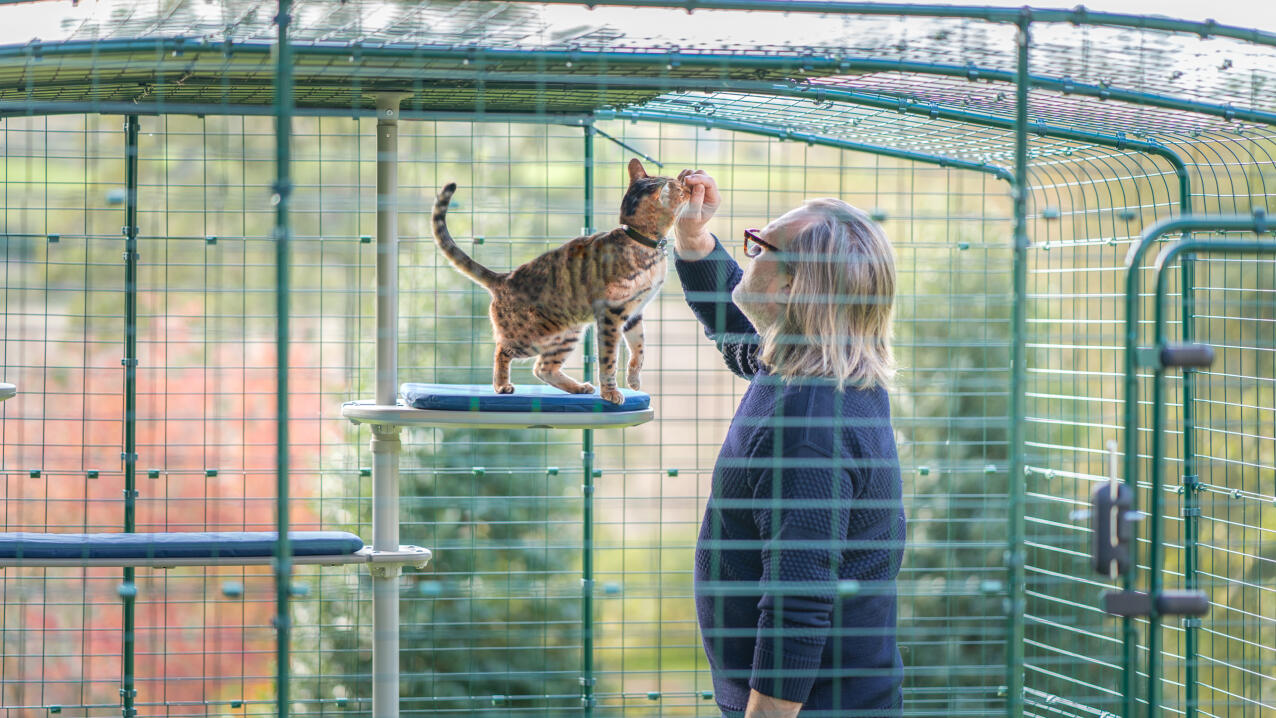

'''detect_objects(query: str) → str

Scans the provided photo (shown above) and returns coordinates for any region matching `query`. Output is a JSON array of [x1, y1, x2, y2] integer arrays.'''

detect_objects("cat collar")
[[622, 225, 667, 251]]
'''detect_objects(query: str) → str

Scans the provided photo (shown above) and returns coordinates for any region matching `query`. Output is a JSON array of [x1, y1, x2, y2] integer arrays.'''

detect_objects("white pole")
[[371, 91, 409, 718]]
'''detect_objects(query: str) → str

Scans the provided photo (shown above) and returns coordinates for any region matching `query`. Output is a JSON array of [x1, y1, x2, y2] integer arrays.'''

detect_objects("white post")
[[371, 91, 409, 718]]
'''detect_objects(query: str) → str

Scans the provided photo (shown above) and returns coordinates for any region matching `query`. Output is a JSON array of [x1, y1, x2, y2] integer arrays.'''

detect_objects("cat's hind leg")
[[493, 346, 515, 394], [622, 313, 645, 391], [533, 331, 594, 395]]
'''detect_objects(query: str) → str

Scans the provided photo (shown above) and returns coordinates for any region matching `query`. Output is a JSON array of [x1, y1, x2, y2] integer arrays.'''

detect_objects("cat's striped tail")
[[432, 183, 503, 290]]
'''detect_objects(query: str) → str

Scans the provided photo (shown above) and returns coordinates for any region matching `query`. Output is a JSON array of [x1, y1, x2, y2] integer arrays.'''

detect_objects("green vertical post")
[[580, 123, 596, 716], [273, 0, 294, 715], [1178, 194, 1199, 717], [1005, 14, 1030, 718], [1148, 310, 1168, 718], [1180, 253, 1199, 718], [1122, 243, 1152, 718], [120, 113, 140, 718]]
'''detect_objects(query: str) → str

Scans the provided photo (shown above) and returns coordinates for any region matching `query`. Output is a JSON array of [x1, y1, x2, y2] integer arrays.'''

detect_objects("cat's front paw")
[[600, 387, 624, 405], [570, 382, 595, 394], [494, 383, 515, 394], [626, 372, 642, 391]]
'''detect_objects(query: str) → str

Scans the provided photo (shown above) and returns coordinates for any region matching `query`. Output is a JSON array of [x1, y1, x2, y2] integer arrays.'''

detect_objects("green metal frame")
[[273, 1, 294, 715], [5, 2, 1274, 715], [120, 112, 140, 718], [4, 38, 1275, 127], [1122, 211, 1276, 718], [1148, 232, 1276, 718], [581, 123, 598, 716], [1006, 16, 1029, 716], [597, 108, 1014, 181]]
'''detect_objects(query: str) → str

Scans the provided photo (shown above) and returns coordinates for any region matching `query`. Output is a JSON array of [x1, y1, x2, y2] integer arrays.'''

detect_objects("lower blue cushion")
[[400, 383, 650, 413], [0, 531, 363, 560]]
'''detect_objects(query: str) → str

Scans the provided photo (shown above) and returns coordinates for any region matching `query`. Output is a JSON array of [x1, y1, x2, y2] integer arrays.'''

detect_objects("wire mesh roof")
[[0, 0, 1273, 143]]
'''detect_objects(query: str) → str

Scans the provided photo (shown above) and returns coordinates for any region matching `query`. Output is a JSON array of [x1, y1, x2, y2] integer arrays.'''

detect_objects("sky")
[[0, 0, 1271, 47], [926, 0, 1275, 30]]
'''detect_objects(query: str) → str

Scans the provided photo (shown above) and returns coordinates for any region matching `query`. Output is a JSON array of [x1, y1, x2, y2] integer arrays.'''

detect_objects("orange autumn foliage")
[[1, 304, 346, 714]]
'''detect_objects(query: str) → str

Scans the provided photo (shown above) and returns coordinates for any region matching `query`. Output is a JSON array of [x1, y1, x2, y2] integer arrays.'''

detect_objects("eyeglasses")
[[744, 228, 780, 257]]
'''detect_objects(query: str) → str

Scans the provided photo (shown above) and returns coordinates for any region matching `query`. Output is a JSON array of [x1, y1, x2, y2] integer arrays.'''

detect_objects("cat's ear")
[[627, 158, 648, 184]]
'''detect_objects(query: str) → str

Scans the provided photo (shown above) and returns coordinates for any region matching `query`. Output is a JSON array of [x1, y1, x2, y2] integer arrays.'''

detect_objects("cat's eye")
[[744, 228, 779, 257]]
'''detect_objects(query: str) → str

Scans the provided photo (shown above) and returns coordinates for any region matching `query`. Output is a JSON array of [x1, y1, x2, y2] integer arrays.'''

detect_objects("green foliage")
[[891, 236, 1012, 713]]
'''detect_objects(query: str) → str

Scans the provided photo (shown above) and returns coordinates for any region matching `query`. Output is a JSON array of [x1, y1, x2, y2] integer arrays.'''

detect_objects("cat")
[[431, 159, 688, 404]]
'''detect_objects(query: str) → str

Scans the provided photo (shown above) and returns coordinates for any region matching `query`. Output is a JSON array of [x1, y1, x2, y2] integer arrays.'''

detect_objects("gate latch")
[[1090, 440, 1137, 578]]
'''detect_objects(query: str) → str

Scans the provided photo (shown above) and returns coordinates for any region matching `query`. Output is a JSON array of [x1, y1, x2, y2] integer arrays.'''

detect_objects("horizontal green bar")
[[1153, 231, 1276, 273], [0, 100, 593, 124], [602, 108, 1014, 181], [2, 37, 1273, 127]]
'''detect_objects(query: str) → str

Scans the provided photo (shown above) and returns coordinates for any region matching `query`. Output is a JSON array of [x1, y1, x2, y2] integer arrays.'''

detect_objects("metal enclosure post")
[[372, 92, 408, 718], [1176, 183, 1199, 716], [120, 113, 140, 718], [1180, 254, 1199, 718], [580, 124, 597, 716], [1006, 15, 1030, 718], [273, 1, 295, 714]]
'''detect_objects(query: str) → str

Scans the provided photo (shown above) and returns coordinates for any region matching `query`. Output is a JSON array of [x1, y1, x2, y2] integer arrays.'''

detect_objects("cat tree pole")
[[371, 91, 410, 718]]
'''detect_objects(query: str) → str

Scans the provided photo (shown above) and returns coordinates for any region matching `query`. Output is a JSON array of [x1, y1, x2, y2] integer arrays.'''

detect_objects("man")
[[674, 169, 905, 717]]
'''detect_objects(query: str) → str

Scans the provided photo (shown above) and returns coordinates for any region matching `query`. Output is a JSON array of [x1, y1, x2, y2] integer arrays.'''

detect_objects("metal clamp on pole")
[[1101, 590, 1210, 617], [1159, 343, 1215, 369]]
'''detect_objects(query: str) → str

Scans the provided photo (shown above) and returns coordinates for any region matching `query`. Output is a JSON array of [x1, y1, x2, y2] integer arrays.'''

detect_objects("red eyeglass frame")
[[743, 228, 780, 257]]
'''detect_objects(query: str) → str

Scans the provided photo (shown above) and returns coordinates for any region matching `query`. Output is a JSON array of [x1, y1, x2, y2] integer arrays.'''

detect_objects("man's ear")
[[627, 158, 648, 184]]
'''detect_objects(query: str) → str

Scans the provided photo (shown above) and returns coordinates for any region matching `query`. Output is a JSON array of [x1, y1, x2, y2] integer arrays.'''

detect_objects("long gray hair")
[[760, 198, 896, 389]]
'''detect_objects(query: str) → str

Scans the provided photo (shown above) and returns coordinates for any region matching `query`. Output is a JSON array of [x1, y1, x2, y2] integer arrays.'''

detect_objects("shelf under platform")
[[0, 531, 431, 570], [342, 383, 654, 430]]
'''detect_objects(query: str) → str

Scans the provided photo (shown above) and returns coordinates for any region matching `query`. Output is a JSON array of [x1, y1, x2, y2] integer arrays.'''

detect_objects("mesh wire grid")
[[0, 1, 1272, 717]]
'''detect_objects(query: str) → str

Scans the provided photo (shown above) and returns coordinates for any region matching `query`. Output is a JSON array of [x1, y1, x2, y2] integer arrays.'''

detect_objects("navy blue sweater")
[[676, 240, 905, 716]]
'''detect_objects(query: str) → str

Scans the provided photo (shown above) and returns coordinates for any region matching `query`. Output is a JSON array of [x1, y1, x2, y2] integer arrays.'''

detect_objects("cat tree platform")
[[341, 383, 654, 430]]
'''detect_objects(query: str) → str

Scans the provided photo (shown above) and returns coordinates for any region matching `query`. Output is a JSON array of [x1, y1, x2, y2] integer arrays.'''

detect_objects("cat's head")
[[619, 159, 689, 235]]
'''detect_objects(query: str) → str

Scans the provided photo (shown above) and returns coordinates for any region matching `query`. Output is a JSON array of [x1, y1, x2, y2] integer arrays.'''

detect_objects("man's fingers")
[[689, 182, 706, 210]]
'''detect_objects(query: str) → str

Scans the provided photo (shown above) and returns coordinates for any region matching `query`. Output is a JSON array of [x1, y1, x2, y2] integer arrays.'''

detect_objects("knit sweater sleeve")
[[672, 236, 762, 379], [749, 441, 856, 705]]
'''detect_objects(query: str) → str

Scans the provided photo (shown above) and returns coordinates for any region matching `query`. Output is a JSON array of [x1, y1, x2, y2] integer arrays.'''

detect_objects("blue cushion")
[[400, 383, 650, 413], [0, 531, 363, 560]]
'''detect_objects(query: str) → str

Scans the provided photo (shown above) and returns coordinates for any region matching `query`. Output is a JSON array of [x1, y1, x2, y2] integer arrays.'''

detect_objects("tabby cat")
[[432, 159, 688, 404]]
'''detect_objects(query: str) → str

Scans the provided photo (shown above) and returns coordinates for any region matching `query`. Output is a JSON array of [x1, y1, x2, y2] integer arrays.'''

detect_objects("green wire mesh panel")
[[1181, 243, 1275, 717], [1, 2, 1275, 717], [1019, 126, 1276, 718], [384, 121, 1014, 714], [0, 113, 375, 715], [582, 127, 1013, 715], [1019, 142, 1188, 718]]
